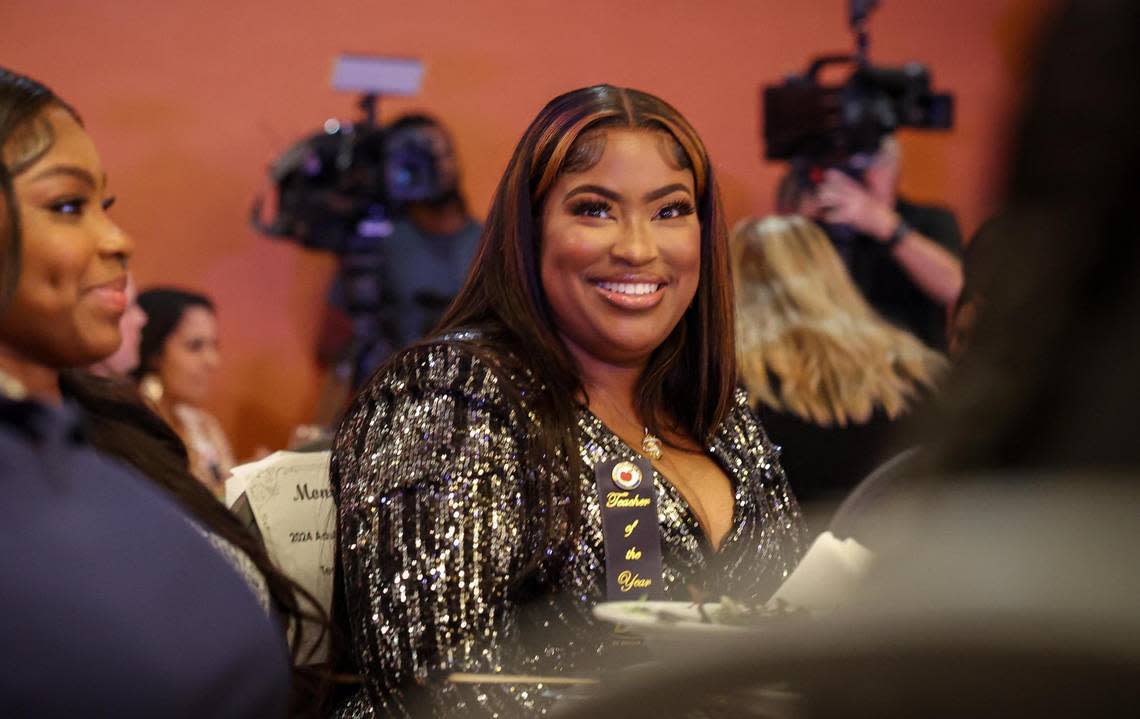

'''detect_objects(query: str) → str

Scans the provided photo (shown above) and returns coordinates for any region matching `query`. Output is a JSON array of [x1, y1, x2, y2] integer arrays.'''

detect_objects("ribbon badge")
[[594, 457, 664, 602]]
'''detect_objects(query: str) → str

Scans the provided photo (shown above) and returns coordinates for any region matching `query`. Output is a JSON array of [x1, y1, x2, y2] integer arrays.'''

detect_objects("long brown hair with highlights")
[[428, 84, 736, 545]]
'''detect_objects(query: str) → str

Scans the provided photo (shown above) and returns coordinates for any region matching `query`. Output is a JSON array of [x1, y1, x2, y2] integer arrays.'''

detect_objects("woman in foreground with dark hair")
[[58, 368, 331, 714], [331, 84, 806, 717], [0, 65, 290, 716]]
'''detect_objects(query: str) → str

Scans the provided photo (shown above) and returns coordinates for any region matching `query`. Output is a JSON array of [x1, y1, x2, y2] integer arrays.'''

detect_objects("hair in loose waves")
[[427, 84, 736, 546], [733, 215, 947, 426]]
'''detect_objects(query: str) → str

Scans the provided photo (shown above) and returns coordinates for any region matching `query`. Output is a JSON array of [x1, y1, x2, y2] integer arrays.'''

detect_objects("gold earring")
[[139, 373, 164, 404]]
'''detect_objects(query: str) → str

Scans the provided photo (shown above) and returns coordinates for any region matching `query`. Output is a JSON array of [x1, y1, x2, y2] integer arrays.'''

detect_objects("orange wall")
[[3, 0, 1049, 457]]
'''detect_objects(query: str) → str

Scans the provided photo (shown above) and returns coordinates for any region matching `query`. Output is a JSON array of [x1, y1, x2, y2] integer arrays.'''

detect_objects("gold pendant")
[[641, 429, 663, 460]]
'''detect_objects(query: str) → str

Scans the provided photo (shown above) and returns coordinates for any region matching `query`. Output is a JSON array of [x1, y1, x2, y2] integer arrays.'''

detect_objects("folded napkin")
[[769, 531, 874, 613]]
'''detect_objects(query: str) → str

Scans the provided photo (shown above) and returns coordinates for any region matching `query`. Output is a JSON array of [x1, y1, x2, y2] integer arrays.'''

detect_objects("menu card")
[[226, 450, 335, 663]]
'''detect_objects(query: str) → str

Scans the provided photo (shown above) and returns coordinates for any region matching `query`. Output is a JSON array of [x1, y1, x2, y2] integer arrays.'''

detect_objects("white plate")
[[593, 600, 752, 636]]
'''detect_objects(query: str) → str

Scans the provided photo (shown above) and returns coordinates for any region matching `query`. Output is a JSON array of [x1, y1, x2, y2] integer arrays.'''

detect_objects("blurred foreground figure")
[[552, 480, 1140, 719], [0, 65, 289, 718], [944, 214, 1006, 358], [921, 0, 1140, 474]]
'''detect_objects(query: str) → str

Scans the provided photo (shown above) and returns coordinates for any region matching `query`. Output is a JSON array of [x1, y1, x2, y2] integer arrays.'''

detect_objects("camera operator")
[[790, 136, 963, 349], [315, 113, 482, 385]]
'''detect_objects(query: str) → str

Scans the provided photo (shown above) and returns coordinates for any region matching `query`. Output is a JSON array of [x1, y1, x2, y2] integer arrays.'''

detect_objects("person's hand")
[[815, 169, 899, 241]]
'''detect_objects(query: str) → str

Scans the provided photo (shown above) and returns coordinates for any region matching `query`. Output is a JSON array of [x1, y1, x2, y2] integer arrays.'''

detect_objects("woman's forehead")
[[174, 306, 217, 333], [11, 107, 103, 187], [561, 127, 692, 183]]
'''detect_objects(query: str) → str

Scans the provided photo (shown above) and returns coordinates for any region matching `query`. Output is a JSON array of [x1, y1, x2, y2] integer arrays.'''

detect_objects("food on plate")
[[621, 597, 807, 628]]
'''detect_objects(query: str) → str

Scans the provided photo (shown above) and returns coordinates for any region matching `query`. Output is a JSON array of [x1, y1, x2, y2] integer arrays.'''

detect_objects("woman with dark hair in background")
[[0, 65, 290, 717], [135, 286, 234, 494], [331, 84, 806, 717]]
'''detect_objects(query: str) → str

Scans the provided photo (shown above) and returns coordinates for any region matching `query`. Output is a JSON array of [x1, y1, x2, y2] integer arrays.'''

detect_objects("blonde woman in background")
[[733, 215, 946, 528]]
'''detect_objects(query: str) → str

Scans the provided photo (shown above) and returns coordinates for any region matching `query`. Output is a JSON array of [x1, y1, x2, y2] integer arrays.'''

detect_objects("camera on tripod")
[[252, 54, 446, 253], [763, 0, 954, 183], [252, 55, 460, 390]]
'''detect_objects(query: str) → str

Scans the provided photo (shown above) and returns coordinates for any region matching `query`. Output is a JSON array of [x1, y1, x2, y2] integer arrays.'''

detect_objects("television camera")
[[763, 0, 954, 183]]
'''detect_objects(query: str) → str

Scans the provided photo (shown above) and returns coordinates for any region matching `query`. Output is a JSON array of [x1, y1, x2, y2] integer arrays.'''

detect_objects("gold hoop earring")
[[139, 374, 164, 404]]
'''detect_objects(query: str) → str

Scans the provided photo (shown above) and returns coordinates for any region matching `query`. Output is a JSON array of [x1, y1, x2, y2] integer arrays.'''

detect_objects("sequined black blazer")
[[331, 337, 806, 718]]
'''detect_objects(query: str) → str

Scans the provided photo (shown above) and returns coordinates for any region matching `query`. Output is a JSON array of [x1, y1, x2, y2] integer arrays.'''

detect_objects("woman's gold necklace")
[[646, 432, 717, 545], [595, 402, 717, 546], [641, 427, 663, 460], [590, 393, 664, 460]]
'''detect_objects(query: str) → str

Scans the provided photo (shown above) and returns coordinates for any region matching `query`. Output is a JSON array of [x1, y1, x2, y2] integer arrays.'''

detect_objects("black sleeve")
[[331, 342, 549, 717]]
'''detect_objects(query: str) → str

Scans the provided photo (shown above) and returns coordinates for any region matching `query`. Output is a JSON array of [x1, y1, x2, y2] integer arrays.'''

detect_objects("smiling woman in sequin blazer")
[[331, 84, 807, 718]]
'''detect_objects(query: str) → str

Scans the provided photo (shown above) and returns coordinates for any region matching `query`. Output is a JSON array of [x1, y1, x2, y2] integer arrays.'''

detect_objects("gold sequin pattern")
[[331, 338, 807, 717]]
